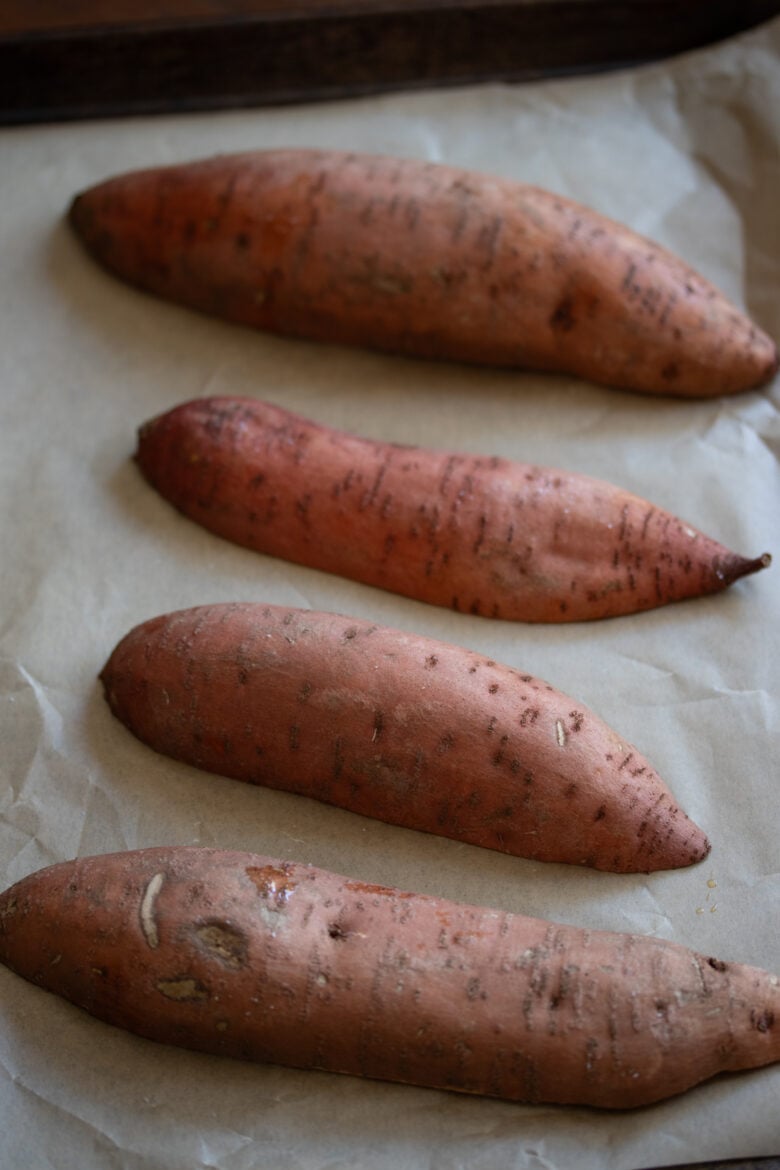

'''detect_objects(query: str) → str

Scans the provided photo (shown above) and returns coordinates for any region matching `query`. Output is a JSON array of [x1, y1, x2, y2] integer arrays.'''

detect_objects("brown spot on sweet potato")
[[194, 921, 249, 969], [343, 880, 415, 899], [550, 298, 576, 332], [466, 976, 486, 1001], [156, 977, 210, 1002], [246, 864, 297, 904], [751, 1009, 774, 1033]]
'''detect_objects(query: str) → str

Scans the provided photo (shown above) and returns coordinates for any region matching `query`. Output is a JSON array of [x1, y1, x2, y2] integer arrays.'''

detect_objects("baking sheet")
[[1, 16, 779, 1170]]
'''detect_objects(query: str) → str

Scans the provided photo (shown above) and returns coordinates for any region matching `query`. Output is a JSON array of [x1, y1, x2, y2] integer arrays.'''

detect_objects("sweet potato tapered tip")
[[1, 848, 778, 1109], [725, 551, 772, 584], [66, 150, 778, 397]]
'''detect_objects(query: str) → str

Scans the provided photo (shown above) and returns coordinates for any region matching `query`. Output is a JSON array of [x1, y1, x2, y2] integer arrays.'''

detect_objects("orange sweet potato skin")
[[100, 602, 710, 873], [1, 847, 777, 1109], [68, 149, 778, 397], [135, 397, 769, 623]]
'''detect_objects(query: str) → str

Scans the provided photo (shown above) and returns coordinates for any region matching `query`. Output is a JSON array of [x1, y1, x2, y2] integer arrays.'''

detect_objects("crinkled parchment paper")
[[1, 16, 779, 1170]]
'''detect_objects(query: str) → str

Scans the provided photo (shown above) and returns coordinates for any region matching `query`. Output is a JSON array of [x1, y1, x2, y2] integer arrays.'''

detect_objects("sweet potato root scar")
[[140, 871, 165, 948]]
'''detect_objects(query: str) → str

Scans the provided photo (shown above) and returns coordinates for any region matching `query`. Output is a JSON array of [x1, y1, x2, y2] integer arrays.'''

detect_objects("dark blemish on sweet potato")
[[436, 732, 455, 755], [751, 1009, 774, 1033], [295, 493, 312, 524], [332, 737, 345, 780], [550, 298, 576, 332], [492, 735, 509, 766], [621, 262, 637, 291], [466, 977, 486, 1001]]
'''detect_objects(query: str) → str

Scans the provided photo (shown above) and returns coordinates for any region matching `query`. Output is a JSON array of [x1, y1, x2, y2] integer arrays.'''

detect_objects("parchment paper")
[[1, 17, 779, 1170]]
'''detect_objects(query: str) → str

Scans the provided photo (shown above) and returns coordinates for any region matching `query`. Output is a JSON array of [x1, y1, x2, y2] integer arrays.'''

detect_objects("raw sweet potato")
[[1, 846, 778, 1108], [100, 602, 709, 873], [134, 396, 770, 623], [67, 149, 778, 397]]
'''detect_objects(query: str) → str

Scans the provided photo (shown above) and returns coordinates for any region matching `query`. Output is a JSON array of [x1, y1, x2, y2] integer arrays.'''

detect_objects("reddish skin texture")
[[1, 847, 778, 1109], [134, 397, 770, 623], [100, 602, 710, 873], [67, 149, 778, 397]]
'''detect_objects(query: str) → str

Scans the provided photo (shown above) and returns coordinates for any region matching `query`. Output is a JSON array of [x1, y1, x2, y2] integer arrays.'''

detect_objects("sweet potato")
[[1, 846, 777, 1108], [100, 602, 709, 873], [134, 396, 770, 623], [67, 149, 778, 396]]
